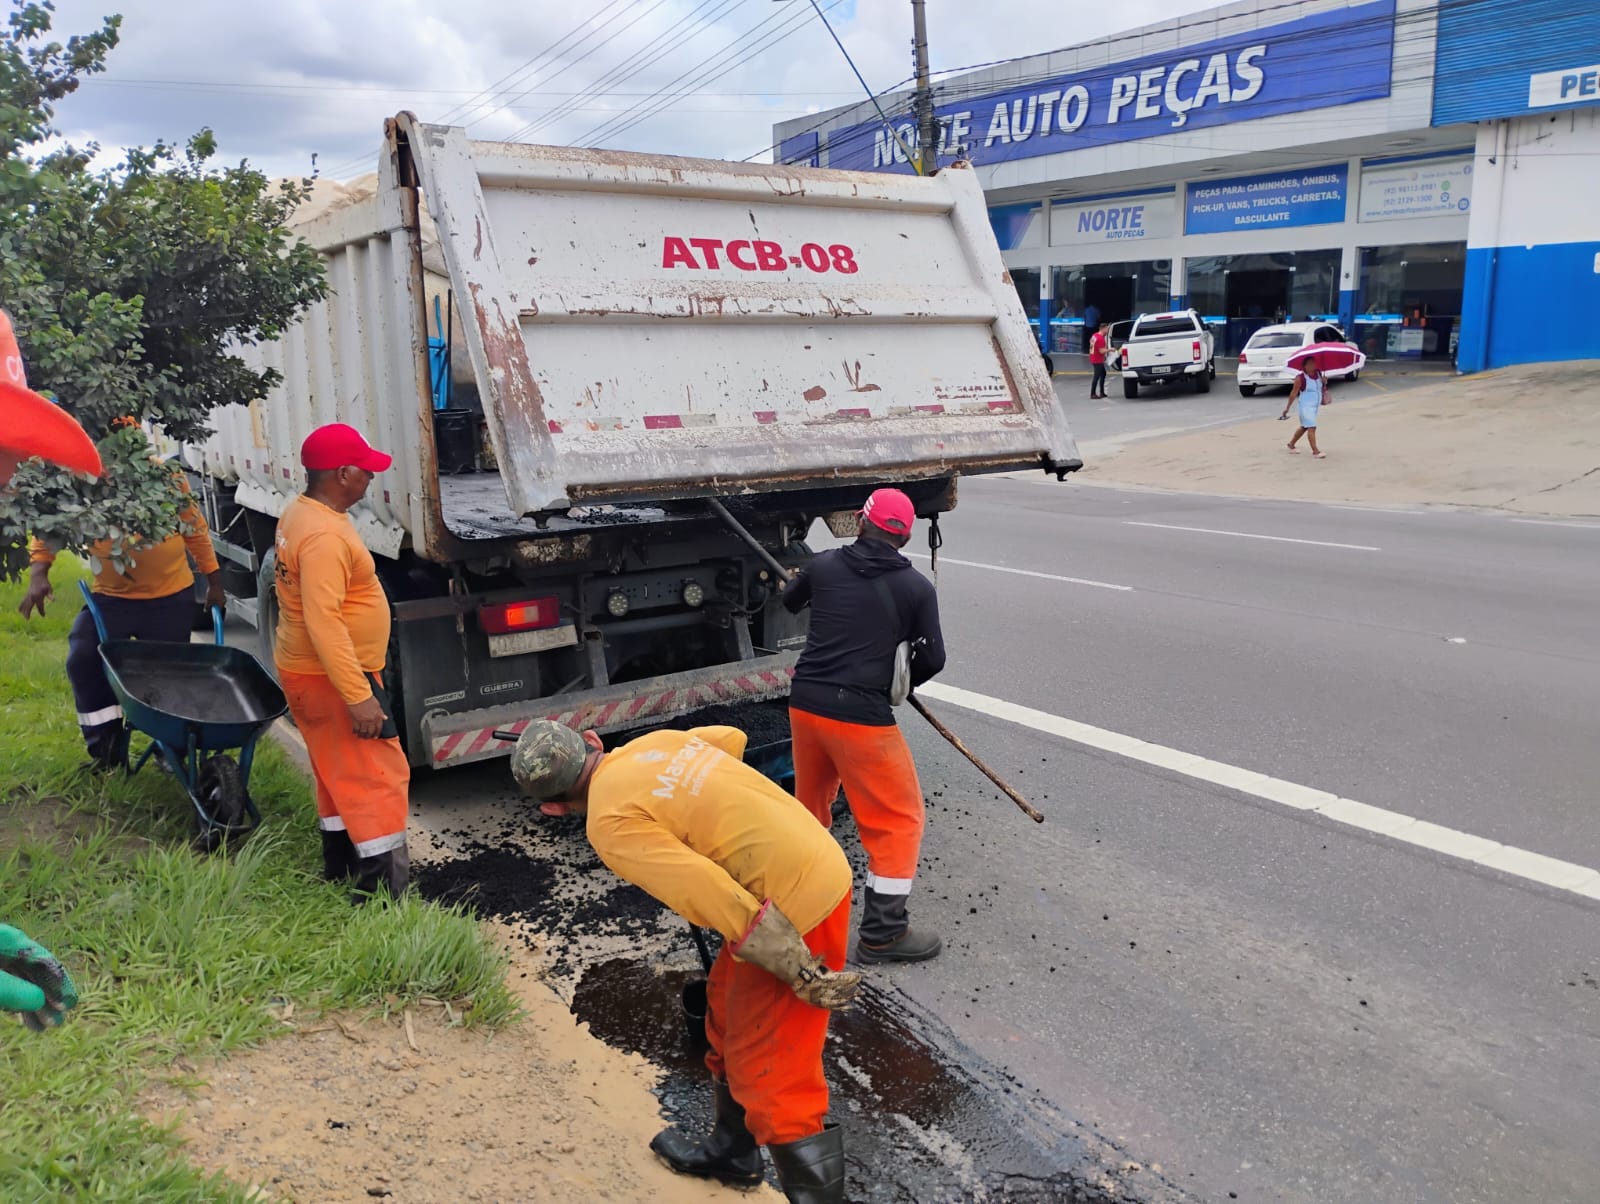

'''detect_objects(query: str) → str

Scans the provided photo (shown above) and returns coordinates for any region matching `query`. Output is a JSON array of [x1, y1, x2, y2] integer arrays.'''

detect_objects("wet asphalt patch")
[[416, 831, 1185, 1201]]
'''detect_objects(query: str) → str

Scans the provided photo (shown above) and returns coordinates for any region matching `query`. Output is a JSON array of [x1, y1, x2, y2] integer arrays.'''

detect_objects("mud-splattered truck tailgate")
[[405, 116, 1079, 514], [190, 113, 1080, 769]]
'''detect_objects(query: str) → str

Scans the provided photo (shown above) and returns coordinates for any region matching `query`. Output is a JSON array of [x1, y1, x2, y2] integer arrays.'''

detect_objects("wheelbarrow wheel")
[[194, 755, 247, 853]]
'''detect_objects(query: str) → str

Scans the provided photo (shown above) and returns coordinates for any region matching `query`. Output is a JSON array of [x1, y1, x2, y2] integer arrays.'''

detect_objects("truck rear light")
[[1192, 340, 1202, 361], [479, 596, 561, 634]]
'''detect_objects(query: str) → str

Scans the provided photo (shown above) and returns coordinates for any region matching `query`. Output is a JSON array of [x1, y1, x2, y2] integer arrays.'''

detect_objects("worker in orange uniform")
[[272, 423, 409, 897], [782, 487, 946, 964], [511, 719, 859, 1204], [18, 393, 226, 768]]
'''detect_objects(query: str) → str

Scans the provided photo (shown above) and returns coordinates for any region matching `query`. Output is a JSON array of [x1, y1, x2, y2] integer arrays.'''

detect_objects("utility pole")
[[910, 0, 937, 175]]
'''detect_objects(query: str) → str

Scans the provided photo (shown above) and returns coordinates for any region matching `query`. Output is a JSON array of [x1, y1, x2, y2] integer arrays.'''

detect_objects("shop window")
[[1356, 243, 1465, 361], [1047, 261, 1170, 352], [1186, 251, 1340, 355]]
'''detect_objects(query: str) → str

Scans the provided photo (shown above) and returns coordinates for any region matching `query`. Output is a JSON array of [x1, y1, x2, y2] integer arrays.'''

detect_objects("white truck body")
[[1119, 309, 1216, 397], [191, 114, 1080, 767]]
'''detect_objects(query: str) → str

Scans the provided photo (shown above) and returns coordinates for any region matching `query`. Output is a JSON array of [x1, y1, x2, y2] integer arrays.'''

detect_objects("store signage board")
[[1528, 63, 1600, 108], [1050, 193, 1177, 248], [1185, 165, 1349, 235], [989, 203, 1043, 251], [778, 131, 819, 168], [1358, 157, 1473, 222], [825, 0, 1395, 173]]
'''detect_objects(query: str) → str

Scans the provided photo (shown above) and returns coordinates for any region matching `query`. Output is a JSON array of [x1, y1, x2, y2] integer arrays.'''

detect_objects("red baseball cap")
[[301, 423, 392, 473], [861, 487, 915, 536]]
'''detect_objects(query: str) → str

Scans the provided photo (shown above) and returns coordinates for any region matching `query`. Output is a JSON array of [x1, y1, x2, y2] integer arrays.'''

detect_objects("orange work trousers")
[[703, 894, 850, 1146], [280, 670, 410, 858], [789, 706, 925, 894]]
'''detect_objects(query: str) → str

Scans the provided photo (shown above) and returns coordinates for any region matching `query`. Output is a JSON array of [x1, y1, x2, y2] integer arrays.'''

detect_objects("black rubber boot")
[[767, 1122, 845, 1203], [351, 842, 410, 903], [320, 829, 359, 882], [855, 888, 941, 964], [649, 1078, 764, 1187]]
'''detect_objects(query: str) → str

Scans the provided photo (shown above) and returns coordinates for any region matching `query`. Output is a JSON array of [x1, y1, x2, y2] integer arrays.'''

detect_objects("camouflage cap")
[[510, 721, 591, 801]]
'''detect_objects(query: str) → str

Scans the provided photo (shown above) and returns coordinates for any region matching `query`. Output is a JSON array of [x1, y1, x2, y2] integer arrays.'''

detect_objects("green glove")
[[0, 924, 79, 1032]]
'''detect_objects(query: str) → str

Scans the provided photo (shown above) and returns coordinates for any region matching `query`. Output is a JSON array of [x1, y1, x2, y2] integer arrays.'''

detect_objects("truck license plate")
[[1151, 366, 1171, 374]]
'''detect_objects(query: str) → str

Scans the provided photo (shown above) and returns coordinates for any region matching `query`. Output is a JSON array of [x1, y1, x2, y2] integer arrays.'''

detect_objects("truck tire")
[[1239, 383, 1257, 397], [1193, 369, 1211, 394], [1042, 353, 1054, 376], [1123, 379, 1139, 399]]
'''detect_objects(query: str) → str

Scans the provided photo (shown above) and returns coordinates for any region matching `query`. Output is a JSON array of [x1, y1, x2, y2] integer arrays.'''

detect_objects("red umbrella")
[[1286, 342, 1364, 375], [0, 379, 104, 479]]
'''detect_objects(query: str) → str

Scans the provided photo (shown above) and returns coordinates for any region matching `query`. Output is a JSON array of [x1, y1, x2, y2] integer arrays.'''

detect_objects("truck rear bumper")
[[422, 653, 799, 768], [1124, 364, 1205, 382]]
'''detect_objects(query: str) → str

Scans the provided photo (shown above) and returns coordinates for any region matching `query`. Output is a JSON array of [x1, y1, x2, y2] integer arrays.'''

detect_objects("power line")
[[435, 0, 636, 128], [572, 0, 843, 149], [485, 0, 698, 139], [504, 0, 752, 144], [557, 0, 814, 147]]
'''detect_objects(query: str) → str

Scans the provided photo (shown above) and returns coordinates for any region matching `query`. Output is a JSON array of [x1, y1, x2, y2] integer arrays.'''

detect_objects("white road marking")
[[1124, 521, 1380, 552], [916, 682, 1600, 903], [905, 552, 1133, 592], [1510, 518, 1600, 530]]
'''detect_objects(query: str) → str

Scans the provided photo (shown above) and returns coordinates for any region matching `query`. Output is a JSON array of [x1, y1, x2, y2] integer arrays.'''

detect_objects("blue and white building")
[[773, 0, 1600, 370]]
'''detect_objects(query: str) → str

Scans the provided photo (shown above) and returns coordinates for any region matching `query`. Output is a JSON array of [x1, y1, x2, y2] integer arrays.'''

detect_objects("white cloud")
[[44, 0, 1216, 180]]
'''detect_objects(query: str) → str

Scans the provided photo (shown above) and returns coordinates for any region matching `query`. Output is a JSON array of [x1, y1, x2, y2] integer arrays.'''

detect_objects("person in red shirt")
[[1088, 321, 1110, 399]]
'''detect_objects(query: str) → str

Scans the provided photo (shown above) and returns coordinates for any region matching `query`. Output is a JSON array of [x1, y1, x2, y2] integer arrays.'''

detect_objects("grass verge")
[[0, 559, 519, 1200]]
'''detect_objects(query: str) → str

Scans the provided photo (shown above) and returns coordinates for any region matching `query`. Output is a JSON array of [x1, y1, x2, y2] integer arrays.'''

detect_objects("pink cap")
[[861, 487, 915, 536], [301, 423, 392, 473]]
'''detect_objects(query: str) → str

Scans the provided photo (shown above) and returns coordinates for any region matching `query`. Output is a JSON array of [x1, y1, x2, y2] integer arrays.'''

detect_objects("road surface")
[[233, 421, 1597, 1200]]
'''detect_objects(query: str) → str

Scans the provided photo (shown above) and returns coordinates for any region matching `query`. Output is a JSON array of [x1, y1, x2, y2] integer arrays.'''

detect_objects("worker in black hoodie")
[[782, 487, 946, 964]]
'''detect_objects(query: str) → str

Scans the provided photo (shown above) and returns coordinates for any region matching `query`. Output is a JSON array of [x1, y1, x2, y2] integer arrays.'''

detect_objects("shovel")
[[681, 922, 715, 1047]]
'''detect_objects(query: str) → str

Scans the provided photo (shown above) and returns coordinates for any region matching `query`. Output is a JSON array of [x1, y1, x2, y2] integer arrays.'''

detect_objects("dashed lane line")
[[904, 552, 1133, 592], [1124, 520, 1381, 552], [916, 681, 1600, 903]]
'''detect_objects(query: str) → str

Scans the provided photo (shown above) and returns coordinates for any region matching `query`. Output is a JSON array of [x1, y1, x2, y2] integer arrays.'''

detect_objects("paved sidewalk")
[[1074, 361, 1600, 516]]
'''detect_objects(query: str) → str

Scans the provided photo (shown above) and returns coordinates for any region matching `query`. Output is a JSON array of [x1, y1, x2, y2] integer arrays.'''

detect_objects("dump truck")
[[185, 113, 1081, 770]]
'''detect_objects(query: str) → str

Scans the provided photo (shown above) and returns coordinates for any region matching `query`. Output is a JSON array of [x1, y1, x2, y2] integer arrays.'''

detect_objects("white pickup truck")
[[1119, 309, 1216, 397]]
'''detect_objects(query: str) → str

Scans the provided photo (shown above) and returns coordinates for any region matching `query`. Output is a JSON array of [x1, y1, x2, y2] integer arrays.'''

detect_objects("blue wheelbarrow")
[[79, 581, 287, 851]]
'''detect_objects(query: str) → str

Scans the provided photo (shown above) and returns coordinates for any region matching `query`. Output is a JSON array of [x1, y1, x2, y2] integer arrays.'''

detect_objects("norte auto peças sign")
[[824, 0, 1395, 173]]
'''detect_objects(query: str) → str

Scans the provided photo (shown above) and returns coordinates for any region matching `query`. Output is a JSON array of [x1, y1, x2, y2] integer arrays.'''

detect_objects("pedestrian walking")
[[512, 720, 859, 1204], [272, 423, 410, 898], [1088, 322, 1110, 399], [782, 487, 946, 964], [1281, 356, 1327, 458]]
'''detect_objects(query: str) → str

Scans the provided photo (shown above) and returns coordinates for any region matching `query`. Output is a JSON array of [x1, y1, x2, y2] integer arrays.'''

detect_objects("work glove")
[[732, 902, 860, 1011], [0, 924, 79, 1032]]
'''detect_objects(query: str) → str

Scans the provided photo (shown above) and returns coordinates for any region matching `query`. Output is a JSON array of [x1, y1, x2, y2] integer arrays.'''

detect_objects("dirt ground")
[[145, 932, 779, 1204], [1077, 360, 1600, 515]]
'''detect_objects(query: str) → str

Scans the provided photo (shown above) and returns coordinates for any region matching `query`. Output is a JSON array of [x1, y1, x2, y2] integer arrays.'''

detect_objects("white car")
[[1236, 322, 1362, 396]]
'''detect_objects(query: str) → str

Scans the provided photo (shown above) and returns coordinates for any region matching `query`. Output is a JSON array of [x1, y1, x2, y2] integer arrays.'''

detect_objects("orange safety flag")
[[0, 309, 103, 479]]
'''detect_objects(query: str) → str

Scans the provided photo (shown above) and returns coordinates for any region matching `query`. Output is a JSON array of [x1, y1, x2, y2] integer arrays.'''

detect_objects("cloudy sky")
[[45, 0, 1217, 181]]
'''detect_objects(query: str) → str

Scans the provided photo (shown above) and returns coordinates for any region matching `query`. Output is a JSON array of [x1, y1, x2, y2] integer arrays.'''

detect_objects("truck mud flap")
[[423, 653, 799, 768]]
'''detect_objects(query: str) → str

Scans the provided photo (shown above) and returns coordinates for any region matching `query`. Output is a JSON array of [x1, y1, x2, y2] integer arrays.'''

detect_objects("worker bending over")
[[512, 719, 860, 1204]]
